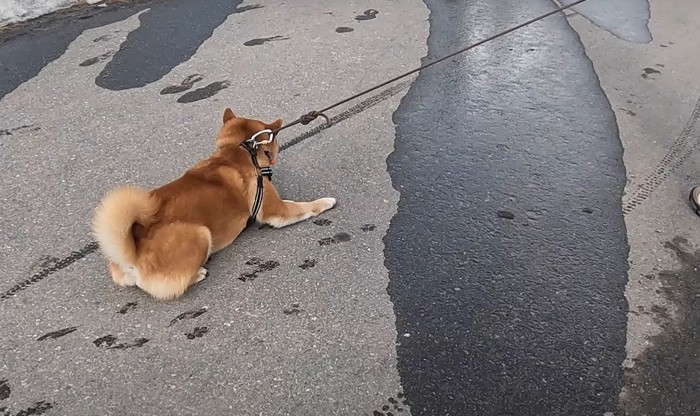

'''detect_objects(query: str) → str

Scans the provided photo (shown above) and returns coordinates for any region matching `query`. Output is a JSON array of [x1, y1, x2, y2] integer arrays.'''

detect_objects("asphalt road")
[[386, 0, 628, 414], [1, 0, 699, 415]]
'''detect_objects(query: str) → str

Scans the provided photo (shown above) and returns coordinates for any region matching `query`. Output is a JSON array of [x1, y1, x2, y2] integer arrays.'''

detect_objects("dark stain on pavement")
[[79, 51, 114, 67], [318, 232, 351, 246], [95, 0, 245, 91], [299, 259, 317, 269], [13, 401, 53, 416], [92, 31, 119, 43], [239, 259, 279, 282], [361, 224, 376, 232], [169, 307, 208, 327], [313, 218, 332, 226], [0, 379, 9, 400], [93, 335, 117, 348], [108, 338, 149, 350], [0, 380, 52, 415], [160, 74, 203, 95], [283, 303, 302, 315], [374, 393, 407, 416], [176, 81, 230, 103], [621, 236, 700, 415], [37, 327, 78, 341], [93, 335, 149, 350], [641, 67, 661, 79], [117, 302, 138, 314], [355, 9, 379, 21], [185, 327, 208, 339], [243, 35, 289, 46]]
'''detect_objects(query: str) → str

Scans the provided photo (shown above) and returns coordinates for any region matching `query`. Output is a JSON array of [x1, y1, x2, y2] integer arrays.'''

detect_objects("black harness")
[[240, 140, 273, 227]]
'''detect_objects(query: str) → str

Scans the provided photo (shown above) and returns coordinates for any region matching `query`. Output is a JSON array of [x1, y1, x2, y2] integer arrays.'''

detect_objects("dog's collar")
[[241, 139, 273, 226]]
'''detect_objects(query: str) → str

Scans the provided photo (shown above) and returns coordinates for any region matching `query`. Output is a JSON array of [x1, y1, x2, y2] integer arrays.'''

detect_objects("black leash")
[[273, 0, 588, 135]]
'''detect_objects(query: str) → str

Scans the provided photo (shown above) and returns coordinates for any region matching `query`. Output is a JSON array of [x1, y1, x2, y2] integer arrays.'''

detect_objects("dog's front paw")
[[317, 197, 337, 213]]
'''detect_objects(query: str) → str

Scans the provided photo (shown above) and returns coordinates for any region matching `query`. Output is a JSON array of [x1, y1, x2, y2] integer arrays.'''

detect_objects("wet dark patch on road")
[[641, 67, 661, 79], [0, 2, 150, 100], [243, 35, 289, 46], [313, 218, 332, 226], [0, 379, 9, 400], [373, 393, 407, 415], [361, 224, 376, 232], [283, 303, 302, 315], [169, 307, 208, 327], [239, 258, 279, 282], [95, 0, 245, 91], [0, 378, 53, 415], [160, 74, 203, 95], [13, 401, 53, 416], [185, 327, 208, 340], [176, 81, 230, 104], [319, 232, 351, 246], [92, 31, 119, 43], [355, 9, 379, 21], [79, 51, 114, 67], [298, 259, 316, 270], [117, 302, 137, 314], [621, 236, 700, 415], [93, 334, 149, 350], [37, 327, 78, 341], [384, 0, 628, 414]]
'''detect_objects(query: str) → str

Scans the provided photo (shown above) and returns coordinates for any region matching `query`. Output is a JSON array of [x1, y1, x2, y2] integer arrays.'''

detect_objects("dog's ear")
[[267, 118, 282, 131], [223, 108, 236, 124]]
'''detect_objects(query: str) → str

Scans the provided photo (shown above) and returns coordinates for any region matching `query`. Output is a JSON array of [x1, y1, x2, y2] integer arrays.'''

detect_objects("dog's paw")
[[196, 267, 209, 282], [318, 197, 337, 212]]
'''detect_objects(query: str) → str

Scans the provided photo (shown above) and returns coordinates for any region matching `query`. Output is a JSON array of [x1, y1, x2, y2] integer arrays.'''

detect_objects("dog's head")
[[216, 108, 282, 165]]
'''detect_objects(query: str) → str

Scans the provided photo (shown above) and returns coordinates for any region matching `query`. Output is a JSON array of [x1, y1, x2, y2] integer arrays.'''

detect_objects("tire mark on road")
[[0, 242, 98, 302], [623, 96, 700, 214]]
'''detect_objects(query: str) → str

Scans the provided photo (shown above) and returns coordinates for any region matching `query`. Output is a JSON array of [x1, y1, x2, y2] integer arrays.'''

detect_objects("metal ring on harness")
[[246, 129, 275, 147]]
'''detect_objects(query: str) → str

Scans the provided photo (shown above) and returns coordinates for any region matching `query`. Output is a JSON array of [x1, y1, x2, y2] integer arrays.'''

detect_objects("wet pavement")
[[386, 0, 627, 414], [1, 0, 699, 415]]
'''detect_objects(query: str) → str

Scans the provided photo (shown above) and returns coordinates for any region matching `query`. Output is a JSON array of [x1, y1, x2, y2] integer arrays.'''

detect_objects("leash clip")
[[246, 129, 275, 148]]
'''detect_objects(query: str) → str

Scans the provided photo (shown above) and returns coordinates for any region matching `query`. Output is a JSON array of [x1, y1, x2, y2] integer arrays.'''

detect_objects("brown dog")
[[91, 108, 336, 300]]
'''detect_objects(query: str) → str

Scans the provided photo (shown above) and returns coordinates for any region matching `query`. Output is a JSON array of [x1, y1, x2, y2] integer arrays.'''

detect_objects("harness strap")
[[241, 142, 273, 226]]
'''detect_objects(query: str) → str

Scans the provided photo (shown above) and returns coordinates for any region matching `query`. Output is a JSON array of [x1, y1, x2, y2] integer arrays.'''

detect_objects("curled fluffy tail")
[[92, 186, 159, 268]]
